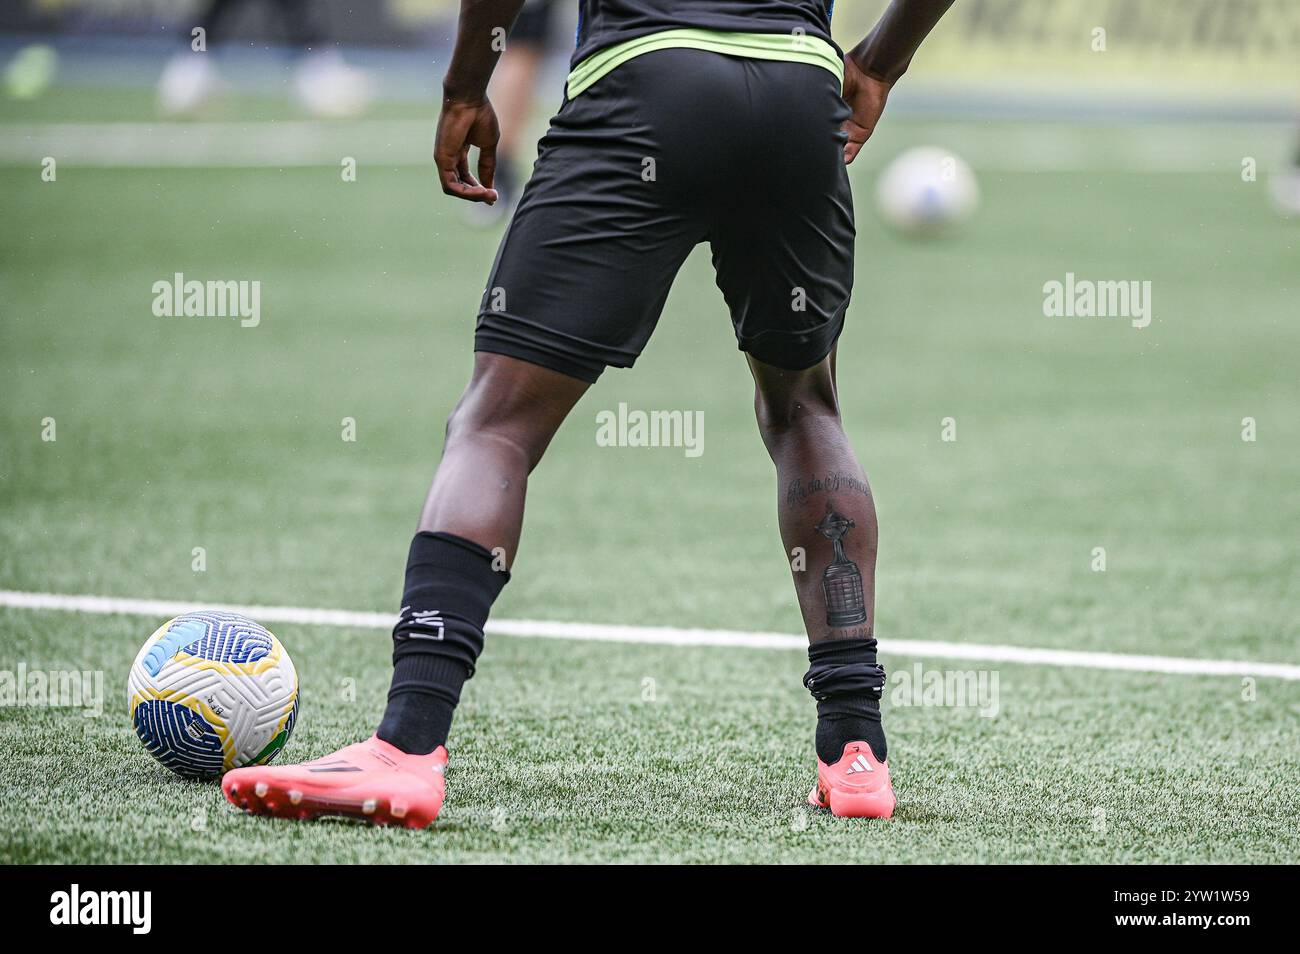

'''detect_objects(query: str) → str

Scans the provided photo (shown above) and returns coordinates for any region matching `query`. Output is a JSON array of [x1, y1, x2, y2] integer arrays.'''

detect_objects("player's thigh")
[[475, 74, 705, 382]]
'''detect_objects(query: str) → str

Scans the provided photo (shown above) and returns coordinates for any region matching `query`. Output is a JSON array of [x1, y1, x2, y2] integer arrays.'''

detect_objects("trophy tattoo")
[[815, 506, 867, 627]]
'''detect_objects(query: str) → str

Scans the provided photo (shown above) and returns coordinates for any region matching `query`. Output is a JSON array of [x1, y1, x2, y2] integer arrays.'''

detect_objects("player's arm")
[[436, 0, 527, 203], [841, 0, 956, 164]]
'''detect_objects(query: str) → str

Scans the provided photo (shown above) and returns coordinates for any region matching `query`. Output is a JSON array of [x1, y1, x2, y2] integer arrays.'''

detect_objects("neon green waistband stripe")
[[566, 29, 844, 100]]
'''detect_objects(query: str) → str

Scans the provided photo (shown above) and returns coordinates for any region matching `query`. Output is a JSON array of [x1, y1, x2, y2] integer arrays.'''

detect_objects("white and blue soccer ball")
[[128, 612, 299, 778], [875, 146, 979, 236]]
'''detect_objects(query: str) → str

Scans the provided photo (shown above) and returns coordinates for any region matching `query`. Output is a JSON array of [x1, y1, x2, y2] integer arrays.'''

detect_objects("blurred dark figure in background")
[[471, 0, 563, 222], [157, 0, 373, 117], [1270, 126, 1300, 217]]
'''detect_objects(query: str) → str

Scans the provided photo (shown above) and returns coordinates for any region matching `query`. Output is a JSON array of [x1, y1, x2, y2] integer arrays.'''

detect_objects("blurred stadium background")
[[1, 1, 1297, 156], [1, 2, 1297, 863]]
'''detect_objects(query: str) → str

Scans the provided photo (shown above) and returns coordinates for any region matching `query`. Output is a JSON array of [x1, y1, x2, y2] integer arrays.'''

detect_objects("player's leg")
[[747, 352, 891, 814], [711, 58, 893, 817], [376, 352, 589, 757], [380, 53, 708, 763], [222, 354, 589, 827], [751, 359, 893, 820], [223, 53, 704, 827], [748, 350, 878, 645], [418, 351, 589, 558]]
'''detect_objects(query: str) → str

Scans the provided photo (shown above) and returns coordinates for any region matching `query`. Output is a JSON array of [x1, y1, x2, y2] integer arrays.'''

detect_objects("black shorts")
[[475, 48, 855, 383]]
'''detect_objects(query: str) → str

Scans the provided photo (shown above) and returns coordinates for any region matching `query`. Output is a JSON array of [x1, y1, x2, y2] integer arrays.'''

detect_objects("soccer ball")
[[874, 146, 979, 236], [128, 612, 299, 778]]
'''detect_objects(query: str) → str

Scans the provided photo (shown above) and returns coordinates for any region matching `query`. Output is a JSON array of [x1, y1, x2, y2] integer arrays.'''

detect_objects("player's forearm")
[[442, 0, 527, 102], [848, 0, 955, 85]]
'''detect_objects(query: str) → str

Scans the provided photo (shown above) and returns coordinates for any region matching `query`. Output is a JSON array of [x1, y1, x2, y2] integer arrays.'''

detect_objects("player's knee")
[[443, 384, 548, 468], [753, 385, 841, 438], [443, 393, 508, 449], [442, 391, 474, 447], [749, 354, 841, 438]]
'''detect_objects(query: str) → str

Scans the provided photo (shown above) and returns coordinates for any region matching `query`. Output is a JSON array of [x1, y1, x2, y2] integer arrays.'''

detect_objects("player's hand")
[[840, 55, 892, 165], [434, 95, 500, 203]]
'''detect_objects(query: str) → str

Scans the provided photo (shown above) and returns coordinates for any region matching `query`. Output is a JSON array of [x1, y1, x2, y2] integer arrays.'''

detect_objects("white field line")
[[0, 119, 430, 168], [0, 119, 1282, 172], [2, 589, 1297, 681]]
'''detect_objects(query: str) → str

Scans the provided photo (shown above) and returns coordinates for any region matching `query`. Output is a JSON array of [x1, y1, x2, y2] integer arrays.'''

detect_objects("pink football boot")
[[222, 735, 446, 828], [808, 741, 896, 819]]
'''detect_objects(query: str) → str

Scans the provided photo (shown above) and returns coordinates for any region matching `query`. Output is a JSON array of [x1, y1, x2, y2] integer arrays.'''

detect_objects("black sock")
[[378, 655, 467, 756], [804, 638, 888, 764], [376, 531, 509, 755]]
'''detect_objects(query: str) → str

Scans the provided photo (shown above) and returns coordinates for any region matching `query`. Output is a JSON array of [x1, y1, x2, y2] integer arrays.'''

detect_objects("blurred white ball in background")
[[875, 146, 980, 236]]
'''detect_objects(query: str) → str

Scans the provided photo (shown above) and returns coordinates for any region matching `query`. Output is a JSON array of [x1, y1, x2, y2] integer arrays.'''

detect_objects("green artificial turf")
[[1, 90, 1297, 863]]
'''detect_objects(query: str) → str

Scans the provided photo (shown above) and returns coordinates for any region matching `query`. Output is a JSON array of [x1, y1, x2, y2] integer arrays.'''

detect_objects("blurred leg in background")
[[468, 0, 562, 223], [157, 0, 373, 117], [1268, 116, 1300, 217]]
